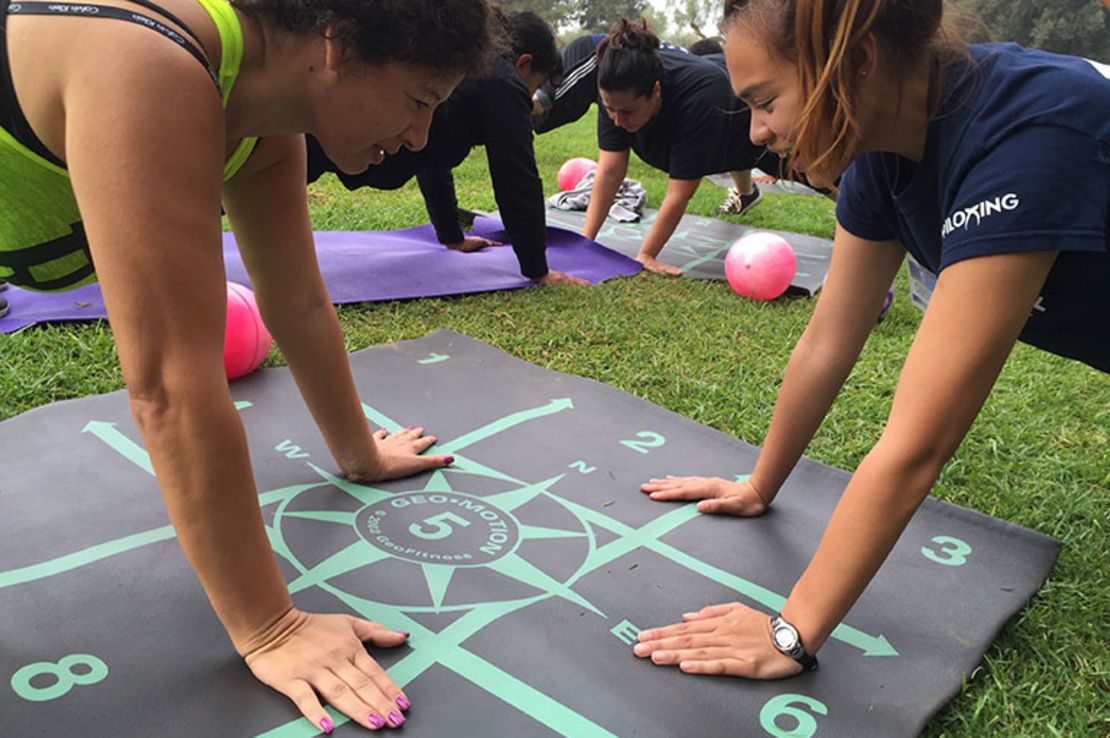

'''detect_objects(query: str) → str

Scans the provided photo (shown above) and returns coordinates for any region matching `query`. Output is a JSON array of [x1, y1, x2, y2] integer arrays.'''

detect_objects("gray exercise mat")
[[0, 331, 1059, 737], [537, 207, 833, 296]]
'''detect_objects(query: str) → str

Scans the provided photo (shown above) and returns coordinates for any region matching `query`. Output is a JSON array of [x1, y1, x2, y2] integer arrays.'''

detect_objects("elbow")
[[127, 385, 182, 441], [125, 362, 228, 441], [862, 435, 951, 516], [256, 287, 330, 338], [792, 325, 861, 379]]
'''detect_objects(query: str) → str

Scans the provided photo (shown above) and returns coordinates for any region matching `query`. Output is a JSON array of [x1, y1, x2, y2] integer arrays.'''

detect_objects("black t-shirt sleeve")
[[416, 168, 465, 246], [480, 75, 550, 278]]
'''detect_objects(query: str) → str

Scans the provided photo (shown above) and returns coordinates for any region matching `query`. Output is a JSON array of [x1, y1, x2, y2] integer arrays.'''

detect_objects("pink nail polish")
[[319, 716, 334, 734], [396, 694, 412, 711], [388, 710, 406, 727], [368, 712, 386, 729], [444, 455, 455, 465]]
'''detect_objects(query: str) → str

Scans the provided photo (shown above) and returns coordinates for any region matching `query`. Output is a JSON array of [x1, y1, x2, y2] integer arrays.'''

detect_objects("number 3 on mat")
[[760, 693, 828, 737], [921, 535, 972, 567], [11, 654, 109, 702]]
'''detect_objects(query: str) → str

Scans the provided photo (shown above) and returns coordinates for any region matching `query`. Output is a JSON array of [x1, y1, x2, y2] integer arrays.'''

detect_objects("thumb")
[[696, 496, 749, 516], [351, 618, 409, 647]]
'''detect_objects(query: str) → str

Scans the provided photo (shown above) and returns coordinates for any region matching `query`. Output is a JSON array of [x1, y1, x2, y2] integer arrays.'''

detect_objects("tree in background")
[[665, 0, 721, 46], [658, 0, 1109, 60], [495, 0, 577, 22], [572, 0, 650, 32], [957, 0, 1110, 61], [498, 0, 665, 36]]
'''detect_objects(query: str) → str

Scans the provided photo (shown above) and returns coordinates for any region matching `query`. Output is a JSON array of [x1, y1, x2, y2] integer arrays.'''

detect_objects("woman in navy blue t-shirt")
[[635, 0, 1109, 679]]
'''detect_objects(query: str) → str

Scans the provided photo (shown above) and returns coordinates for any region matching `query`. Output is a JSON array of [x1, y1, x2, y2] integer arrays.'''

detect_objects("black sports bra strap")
[[117, 0, 207, 51], [7, 2, 220, 92]]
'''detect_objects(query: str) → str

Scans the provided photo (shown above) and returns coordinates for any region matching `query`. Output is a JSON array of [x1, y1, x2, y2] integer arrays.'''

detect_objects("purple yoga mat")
[[0, 217, 641, 333]]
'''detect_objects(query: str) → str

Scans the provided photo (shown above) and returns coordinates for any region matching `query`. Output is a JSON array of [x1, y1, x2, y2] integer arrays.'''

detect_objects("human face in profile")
[[312, 52, 462, 175]]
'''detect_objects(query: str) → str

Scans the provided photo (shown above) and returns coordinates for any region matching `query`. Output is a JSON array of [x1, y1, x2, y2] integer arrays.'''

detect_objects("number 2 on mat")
[[620, 431, 666, 454]]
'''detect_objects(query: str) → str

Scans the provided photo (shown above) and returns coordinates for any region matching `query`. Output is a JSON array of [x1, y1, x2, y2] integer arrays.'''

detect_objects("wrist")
[[768, 613, 819, 672], [779, 597, 826, 656], [234, 604, 303, 659], [746, 476, 776, 506]]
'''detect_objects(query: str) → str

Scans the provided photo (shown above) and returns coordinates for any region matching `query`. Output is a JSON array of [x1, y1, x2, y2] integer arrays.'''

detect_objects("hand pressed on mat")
[[534, 269, 590, 286], [633, 603, 802, 679], [345, 426, 452, 483], [444, 235, 505, 252], [635, 254, 682, 276], [242, 608, 412, 732], [641, 475, 768, 516]]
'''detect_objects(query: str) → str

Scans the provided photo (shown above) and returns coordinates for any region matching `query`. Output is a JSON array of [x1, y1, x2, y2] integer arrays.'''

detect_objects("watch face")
[[773, 626, 798, 650]]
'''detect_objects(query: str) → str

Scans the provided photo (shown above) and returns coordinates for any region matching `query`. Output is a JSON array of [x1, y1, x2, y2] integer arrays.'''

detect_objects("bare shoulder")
[[7, 1, 227, 162]]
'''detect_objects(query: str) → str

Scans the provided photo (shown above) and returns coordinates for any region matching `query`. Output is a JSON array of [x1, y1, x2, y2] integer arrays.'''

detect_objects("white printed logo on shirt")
[[941, 193, 1021, 239]]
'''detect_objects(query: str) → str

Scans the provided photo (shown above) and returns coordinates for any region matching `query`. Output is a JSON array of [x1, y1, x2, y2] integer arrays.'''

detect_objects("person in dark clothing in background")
[[531, 30, 766, 218], [688, 37, 724, 56], [307, 11, 586, 286], [531, 32, 689, 134], [583, 19, 768, 275]]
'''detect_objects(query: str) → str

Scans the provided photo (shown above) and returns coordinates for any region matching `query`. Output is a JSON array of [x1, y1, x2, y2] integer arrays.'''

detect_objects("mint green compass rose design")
[[0, 393, 897, 738], [272, 460, 603, 617]]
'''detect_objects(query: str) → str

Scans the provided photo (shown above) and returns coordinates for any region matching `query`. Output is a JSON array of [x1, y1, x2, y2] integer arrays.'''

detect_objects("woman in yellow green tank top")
[[1, 0, 497, 731]]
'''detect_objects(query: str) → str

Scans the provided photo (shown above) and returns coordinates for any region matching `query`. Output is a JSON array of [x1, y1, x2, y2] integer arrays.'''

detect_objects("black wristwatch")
[[769, 614, 819, 672]]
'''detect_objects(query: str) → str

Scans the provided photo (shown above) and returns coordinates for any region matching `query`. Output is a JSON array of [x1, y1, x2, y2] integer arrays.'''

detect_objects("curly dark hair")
[[232, 0, 499, 77], [596, 18, 663, 98]]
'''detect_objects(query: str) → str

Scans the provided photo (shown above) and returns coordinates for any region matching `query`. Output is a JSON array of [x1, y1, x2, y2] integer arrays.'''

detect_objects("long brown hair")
[[722, 0, 971, 186]]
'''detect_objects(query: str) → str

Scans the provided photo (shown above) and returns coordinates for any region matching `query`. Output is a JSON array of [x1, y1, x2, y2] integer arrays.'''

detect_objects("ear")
[[514, 53, 534, 76], [652, 80, 662, 99], [857, 32, 879, 80], [322, 23, 350, 74]]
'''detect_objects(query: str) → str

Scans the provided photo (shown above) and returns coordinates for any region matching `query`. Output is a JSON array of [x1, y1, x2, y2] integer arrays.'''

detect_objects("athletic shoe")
[[717, 183, 763, 216], [0, 279, 8, 291], [0, 295, 8, 319]]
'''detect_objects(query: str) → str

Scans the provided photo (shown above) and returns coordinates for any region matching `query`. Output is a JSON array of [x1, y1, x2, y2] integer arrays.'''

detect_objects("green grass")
[[2, 112, 1108, 737]]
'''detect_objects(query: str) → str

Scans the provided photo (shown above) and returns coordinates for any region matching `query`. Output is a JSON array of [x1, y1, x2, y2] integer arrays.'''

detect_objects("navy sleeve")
[[938, 124, 1110, 269], [481, 78, 550, 279], [416, 168, 465, 246], [835, 155, 900, 242], [535, 35, 602, 134]]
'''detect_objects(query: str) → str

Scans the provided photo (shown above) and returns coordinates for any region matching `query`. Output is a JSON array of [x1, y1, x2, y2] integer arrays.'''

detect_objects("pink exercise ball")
[[224, 282, 272, 380], [557, 157, 598, 191], [724, 232, 797, 300]]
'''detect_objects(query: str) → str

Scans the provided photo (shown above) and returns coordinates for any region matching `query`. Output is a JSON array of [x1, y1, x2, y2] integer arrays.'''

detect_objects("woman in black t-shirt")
[[582, 19, 766, 275]]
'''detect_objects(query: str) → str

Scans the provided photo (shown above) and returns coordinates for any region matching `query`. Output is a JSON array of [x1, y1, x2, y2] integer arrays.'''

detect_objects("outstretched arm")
[[782, 248, 1056, 652], [637, 235, 1056, 677], [225, 135, 450, 481], [582, 148, 630, 241], [632, 177, 701, 276], [643, 224, 904, 510]]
